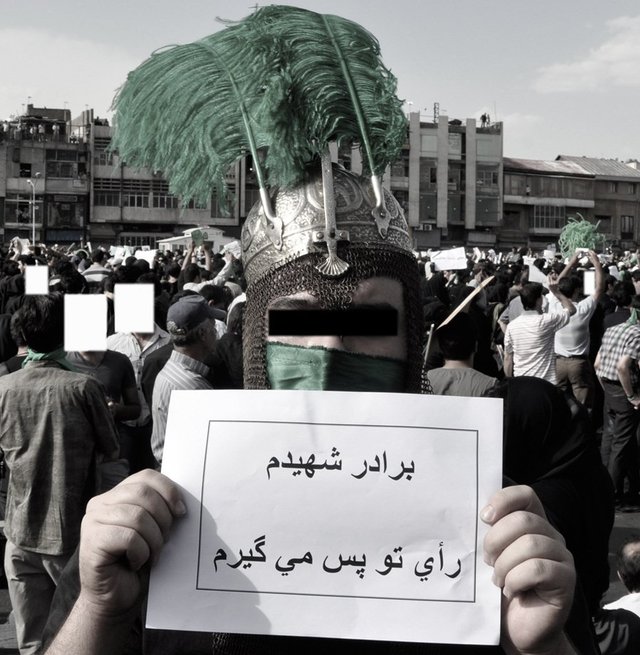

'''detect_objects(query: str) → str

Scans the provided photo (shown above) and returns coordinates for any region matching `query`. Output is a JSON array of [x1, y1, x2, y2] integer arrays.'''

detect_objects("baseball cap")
[[166, 295, 216, 336]]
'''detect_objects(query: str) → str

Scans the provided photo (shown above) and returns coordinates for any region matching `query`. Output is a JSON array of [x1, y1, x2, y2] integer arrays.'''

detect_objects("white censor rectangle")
[[148, 390, 503, 646]]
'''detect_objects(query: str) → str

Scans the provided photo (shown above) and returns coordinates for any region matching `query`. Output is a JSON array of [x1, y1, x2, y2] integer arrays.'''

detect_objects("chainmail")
[[243, 245, 430, 393]]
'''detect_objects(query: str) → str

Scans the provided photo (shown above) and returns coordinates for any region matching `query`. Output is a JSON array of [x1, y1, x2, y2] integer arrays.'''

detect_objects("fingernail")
[[175, 500, 187, 516], [480, 505, 495, 523]]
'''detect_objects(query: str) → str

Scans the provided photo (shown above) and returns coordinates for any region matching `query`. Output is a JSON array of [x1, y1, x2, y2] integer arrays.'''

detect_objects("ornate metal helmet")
[[241, 163, 425, 392], [110, 5, 425, 390], [242, 163, 412, 286]]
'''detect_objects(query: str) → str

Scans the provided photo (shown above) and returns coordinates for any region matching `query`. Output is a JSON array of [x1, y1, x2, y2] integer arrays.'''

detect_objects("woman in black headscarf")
[[487, 376, 614, 616]]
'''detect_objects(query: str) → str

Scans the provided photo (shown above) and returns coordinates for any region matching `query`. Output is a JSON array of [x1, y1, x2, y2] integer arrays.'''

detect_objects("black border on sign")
[[195, 420, 479, 604]]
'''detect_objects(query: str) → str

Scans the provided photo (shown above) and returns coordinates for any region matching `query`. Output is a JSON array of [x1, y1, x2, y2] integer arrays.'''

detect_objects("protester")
[[151, 295, 216, 465], [503, 276, 576, 383], [595, 296, 640, 509], [66, 348, 140, 479], [552, 250, 604, 406], [427, 312, 498, 396], [43, 175, 581, 655], [0, 294, 119, 655], [106, 318, 171, 472]]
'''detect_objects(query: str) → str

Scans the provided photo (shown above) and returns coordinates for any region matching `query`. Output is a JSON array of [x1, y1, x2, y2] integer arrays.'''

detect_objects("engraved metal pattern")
[[242, 166, 412, 286]]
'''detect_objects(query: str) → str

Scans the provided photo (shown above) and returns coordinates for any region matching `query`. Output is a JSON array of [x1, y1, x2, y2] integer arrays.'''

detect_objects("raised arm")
[[548, 273, 576, 317], [180, 241, 195, 271], [588, 250, 605, 301], [557, 251, 579, 282]]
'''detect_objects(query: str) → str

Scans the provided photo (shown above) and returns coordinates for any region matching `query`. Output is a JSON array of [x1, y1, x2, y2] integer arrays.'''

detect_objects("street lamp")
[[26, 172, 41, 246]]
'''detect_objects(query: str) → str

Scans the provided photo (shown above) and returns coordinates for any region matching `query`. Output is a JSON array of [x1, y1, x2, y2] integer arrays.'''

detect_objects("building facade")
[[388, 113, 504, 250], [1, 105, 639, 251]]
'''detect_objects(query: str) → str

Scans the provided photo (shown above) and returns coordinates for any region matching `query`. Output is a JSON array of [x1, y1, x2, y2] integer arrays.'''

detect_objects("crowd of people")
[[1, 214, 640, 654], [1, 5, 639, 654]]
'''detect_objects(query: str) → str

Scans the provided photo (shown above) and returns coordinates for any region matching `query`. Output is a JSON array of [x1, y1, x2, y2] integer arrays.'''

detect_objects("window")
[[46, 149, 84, 178], [93, 137, 114, 166], [504, 174, 526, 196], [621, 215, 635, 239], [94, 178, 121, 207], [477, 169, 499, 188], [122, 180, 150, 208], [627, 183, 638, 195], [391, 159, 409, 178], [532, 205, 566, 230], [595, 215, 612, 233], [609, 181, 618, 193], [19, 163, 32, 178], [152, 180, 179, 209], [95, 191, 120, 207], [47, 161, 78, 178]]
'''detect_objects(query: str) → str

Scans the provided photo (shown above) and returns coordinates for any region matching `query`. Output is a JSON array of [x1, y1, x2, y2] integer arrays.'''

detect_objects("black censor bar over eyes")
[[268, 308, 398, 337]]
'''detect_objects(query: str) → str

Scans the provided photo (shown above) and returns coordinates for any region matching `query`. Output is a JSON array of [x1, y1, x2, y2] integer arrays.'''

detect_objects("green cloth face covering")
[[266, 342, 406, 392]]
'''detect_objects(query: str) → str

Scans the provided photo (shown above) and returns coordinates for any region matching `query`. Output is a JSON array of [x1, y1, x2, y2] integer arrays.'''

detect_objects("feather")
[[110, 24, 283, 208], [245, 5, 407, 184]]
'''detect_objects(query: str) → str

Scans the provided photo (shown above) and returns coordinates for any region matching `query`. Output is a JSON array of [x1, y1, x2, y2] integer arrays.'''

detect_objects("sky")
[[1, 0, 639, 162]]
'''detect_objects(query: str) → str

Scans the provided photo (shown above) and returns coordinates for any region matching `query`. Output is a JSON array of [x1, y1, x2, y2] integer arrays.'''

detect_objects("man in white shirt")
[[504, 274, 576, 383], [551, 250, 604, 406]]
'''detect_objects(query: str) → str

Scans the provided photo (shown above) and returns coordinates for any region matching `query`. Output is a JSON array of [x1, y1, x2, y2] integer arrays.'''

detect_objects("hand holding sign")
[[482, 486, 575, 655]]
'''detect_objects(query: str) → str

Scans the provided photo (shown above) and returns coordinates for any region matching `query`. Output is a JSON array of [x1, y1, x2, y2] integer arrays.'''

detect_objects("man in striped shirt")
[[151, 295, 217, 466], [503, 274, 576, 383], [595, 296, 640, 507]]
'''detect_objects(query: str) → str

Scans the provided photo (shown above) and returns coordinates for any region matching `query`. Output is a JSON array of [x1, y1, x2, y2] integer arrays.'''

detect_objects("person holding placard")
[[43, 6, 584, 655]]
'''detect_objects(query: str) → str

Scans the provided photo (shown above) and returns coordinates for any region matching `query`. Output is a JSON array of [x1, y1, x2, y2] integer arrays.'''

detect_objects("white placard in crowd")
[[134, 249, 158, 266], [527, 264, 548, 285], [223, 240, 242, 259], [583, 270, 596, 296], [148, 390, 503, 646], [24, 265, 49, 295], [430, 247, 468, 271], [114, 284, 154, 334], [63, 295, 107, 351]]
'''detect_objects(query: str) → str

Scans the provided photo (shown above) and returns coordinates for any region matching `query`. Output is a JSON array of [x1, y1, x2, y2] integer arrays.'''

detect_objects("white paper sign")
[[430, 247, 468, 271], [148, 391, 503, 646], [583, 270, 596, 296], [134, 249, 158, 266], [527, 264, 548, 285]]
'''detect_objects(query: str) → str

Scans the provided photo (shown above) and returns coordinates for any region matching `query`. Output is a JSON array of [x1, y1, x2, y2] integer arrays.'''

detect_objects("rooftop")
[[556, 155, 640, 179], [503, 157, 593, 177]]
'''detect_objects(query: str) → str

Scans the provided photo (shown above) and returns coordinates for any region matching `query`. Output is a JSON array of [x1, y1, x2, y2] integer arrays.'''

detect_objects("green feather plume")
[[110, 24, 282, 208], [110, 6, 407, 209], [558, 213, 604, 258], [246, 5, 407, 181]]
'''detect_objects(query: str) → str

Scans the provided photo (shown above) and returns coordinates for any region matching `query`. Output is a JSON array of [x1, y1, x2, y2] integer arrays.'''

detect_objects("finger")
[[491, 534, 568, 588], [484, 510, 564, 567], [481, 485, 546, 526], [108, 469, 186, 517], [88, 502, 166, 565], [502, 557, 575, 604], [80, 524, 153, 571], [88, 474, 184, 542]]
